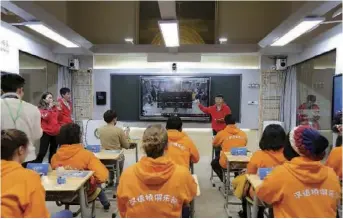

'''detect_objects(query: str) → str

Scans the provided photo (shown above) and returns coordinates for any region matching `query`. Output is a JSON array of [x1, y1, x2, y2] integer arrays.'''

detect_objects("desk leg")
[[252, 194, 258, 218], [210, 148, 214, 180], [79, 185, 91, 218], [246, 199, 252, 218], [190, 200, 195, 218], [135, 146, 138, 163], [116, 159, 121, 186], [224, 160, 232, 217]]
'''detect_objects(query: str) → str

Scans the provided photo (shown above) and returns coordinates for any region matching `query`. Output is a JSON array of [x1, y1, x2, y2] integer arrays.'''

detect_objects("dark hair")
[[142, 124, 168, 159], [57, 123, 81, 145], [215, 94, 224, 99], [224, 114, 235, 125], [103, 110, 117, 123], [283, 132, 328, 161], [1, 129, 29, 160], [38, 92, 52, 109], [1, 74, 25, 93], [60, 87, 71, 96], [307, 94, 316, 102], [166, 116, 182, 131], [259, 124, 286, 151]]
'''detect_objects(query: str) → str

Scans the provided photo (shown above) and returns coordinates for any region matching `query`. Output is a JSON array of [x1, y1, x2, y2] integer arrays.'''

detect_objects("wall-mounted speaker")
[[96, 92, 106, 105]]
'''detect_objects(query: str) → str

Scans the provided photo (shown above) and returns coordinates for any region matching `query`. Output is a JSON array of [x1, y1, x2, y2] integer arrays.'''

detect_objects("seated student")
[[211, 114, 248, 182], [98, 110, 130, 185], [256, 125, 341, 218], [239, 124, 286, 218], [1, 129, 72, 218], [165, 116, 200, 169], [51, 123, 111, 211], [326, 136, 342, 179], [117, 124, 197, 218]]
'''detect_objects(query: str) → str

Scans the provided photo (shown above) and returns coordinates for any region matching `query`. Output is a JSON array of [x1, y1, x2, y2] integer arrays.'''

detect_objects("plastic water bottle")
[[56, 165, 66, 185]]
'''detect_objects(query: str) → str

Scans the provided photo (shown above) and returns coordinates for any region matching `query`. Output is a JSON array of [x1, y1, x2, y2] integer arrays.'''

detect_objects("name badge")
[[258, 168, 273, 180], [26, 163, 49, 176], [231, 148, 247, 156], [86, 145, 101, 153]]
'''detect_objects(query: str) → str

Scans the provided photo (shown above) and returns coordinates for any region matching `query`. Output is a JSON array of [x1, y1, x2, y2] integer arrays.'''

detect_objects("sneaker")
[[104, 203, 111, 212]]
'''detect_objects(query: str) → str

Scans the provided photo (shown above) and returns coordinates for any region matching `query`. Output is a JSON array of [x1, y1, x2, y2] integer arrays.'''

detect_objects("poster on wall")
[[0, 28, 19, 74]]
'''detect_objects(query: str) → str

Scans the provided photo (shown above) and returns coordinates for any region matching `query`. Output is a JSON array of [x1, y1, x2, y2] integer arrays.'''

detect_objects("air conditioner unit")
[[276, 59, 287, 70], [69, 59, 79, 70]]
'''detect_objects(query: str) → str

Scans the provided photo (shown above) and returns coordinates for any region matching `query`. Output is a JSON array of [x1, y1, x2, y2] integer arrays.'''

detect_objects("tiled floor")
[[46, 154, 242, 218]]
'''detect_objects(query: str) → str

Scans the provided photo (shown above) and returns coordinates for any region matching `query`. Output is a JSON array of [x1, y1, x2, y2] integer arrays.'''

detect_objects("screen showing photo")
[[140, 76, 210, 120]]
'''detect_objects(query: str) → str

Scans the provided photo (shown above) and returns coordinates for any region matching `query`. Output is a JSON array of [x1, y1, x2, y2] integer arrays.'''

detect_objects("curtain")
[[280, 65, 297, 132]]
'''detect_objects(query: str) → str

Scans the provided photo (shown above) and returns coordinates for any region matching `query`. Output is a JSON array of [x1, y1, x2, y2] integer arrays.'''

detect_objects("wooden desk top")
[[224, 152, 252, 162], [42, 170, 93, 192], [192, 174, 200, 196], [95, 149, 123, 160], [246, 174, 263, 189]]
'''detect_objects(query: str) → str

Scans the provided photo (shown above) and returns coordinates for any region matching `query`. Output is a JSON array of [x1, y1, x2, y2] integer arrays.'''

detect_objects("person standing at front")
[[197, 94, 231, 158], [35, 92, 61, 163], [58, 87, 73, 126], [1, 74, 42, 167]]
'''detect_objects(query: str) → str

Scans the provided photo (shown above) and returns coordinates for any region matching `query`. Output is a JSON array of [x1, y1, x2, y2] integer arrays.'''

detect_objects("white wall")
[[92, 68, 260, 129]]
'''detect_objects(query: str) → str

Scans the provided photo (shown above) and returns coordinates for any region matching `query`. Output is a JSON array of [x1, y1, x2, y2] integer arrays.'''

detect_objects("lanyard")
[[3, 99, 23, 128]]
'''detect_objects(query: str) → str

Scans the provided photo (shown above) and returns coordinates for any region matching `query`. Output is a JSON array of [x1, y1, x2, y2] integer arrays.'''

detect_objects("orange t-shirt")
[[165, 130, 200, 169], [326, 146, 342, 179], [51, 144, 108, 183], [117, 156, 197, 218], [256, 157, 341, 218], [1, 160, 50, 218], [213, 125, 248, 168], [247, 149, 286, 174]]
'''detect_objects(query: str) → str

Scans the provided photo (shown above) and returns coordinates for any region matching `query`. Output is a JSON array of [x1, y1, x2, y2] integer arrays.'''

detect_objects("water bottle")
[[124, 126, 131, 140], [56, 165, 66, 185]]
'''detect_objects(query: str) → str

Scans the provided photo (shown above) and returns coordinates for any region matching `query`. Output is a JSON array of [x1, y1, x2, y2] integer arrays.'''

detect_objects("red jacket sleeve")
[[198, 104, 211, 114]]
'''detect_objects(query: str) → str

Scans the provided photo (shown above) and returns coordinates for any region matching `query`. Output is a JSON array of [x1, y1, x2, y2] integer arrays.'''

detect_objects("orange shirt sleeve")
[[117, 175, 128, 218], [326, 148, 342, 178], [188, 138, 200, 164], [24, 177, 50, 218], [87, 153, 109, 183], [247, 153, 259, 174], [182, 172, 197, 204], [256, 167, 284, 205]]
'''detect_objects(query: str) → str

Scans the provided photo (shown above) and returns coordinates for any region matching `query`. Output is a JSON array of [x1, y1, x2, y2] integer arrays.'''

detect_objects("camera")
[[172, 63, 177, 72]]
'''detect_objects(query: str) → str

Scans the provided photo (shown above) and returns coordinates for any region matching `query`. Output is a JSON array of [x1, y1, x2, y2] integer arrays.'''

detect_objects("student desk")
[[94, 149, 124, 186], [42, 170, 94, 218], [190, 174, 200, 218], [129, 138, 140, 162], [223, 152, 251, 217], [246, 174, 264, 218]]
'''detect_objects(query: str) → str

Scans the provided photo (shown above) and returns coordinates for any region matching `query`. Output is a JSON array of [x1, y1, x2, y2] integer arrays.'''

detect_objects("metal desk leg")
[[78, 184, 91, 218], [135, 146, 138, 162], [224, 160, 232, 217], [210, 147, 214, 180], [116, 159, 121, 186], [190, 200, 195, 218], [246, 199, 252, 218], [252, 194, 259, 218]]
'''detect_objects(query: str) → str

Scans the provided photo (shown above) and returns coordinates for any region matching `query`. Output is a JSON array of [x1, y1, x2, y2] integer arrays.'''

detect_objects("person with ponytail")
[[117, 124, 197, 218], [36, 92, 60, 163], [256, 125, 341, 218], [1, 129, 72, 218]]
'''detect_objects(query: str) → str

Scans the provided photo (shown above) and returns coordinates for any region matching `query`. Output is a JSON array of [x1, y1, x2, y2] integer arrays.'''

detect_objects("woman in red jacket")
[[35, 92, 60, 163]]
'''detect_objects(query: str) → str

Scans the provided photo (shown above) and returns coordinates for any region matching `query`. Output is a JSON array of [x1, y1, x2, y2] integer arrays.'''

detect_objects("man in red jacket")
[[58, 87, 73, 126], [197, 94, 232, 135]]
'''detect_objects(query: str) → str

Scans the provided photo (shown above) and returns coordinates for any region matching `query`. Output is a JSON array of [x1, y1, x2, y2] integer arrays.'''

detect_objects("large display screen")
[[332, 74, 342, 118], [140, 76, 211, 121]]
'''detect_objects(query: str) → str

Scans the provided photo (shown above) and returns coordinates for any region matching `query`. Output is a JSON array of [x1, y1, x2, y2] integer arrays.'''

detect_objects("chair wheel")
[[212, 183, 216, 187], [112, 213, 116, 218], [113, 194, 117, 198]]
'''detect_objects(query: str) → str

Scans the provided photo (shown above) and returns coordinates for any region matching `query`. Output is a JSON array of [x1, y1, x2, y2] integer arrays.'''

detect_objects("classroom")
[[1, 1, 342, 218]]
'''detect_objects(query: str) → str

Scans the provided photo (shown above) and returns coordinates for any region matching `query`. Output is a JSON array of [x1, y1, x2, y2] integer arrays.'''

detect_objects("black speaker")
[[96, 92, 106, 105]]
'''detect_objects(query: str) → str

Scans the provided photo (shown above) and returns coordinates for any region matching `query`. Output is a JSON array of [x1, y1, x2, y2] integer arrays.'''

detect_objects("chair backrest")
[[86, 145, 101, 153], [190, 162, 194, 174]]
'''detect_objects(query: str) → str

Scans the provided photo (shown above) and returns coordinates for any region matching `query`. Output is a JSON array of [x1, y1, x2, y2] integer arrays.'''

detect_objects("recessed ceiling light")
[[219, 37, 227, 44], [124, 38, 134, 44], [25, 23, 79, 48], [158, 20, 180, 47], [271, 17, 324, 46]]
